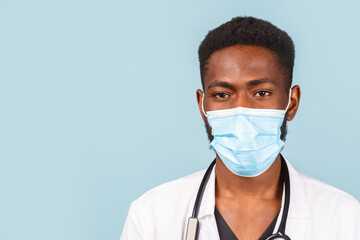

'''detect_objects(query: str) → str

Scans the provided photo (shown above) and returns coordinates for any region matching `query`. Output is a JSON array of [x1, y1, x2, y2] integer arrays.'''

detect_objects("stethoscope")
[[185, 155, 291, 240]]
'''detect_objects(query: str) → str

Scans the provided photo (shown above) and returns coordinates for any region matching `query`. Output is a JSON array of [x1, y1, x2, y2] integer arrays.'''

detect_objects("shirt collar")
[[197, 156, 310, 220]]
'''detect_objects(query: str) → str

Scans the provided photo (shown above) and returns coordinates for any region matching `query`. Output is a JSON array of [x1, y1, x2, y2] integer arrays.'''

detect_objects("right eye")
[[213, 92, 230, 99]]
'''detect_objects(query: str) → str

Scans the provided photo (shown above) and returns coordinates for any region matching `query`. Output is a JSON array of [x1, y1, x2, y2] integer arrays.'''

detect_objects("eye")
[[213, 92, 230, 99], [254, 91, 271, 97]]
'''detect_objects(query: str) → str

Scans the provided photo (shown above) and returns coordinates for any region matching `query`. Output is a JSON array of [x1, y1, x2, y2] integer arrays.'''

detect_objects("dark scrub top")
[[214, 207, 278, 240]]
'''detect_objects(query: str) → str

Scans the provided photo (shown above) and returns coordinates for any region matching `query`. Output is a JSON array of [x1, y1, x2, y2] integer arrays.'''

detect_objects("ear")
[[196, 89, 207, 122], [286, 85, 301, 121]]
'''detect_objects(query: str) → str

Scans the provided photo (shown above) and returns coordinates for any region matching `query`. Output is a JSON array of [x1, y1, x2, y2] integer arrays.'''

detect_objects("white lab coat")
[[121, 158, 360, 240]]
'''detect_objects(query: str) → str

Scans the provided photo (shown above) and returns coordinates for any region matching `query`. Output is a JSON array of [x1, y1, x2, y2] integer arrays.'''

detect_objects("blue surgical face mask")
[[202, 91, 292, 177]]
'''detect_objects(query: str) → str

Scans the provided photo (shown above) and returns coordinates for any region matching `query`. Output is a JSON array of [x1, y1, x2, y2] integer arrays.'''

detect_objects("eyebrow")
[[246, 78, 277, 87], [206, 81, 236, 91], [206, 78, 276, 91]]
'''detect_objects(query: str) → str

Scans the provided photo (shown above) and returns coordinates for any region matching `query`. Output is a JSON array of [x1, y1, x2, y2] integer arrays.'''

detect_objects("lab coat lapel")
[[284, 159, 311, 240], [197, 166, 220, 240], [286, 218, 310, 240]]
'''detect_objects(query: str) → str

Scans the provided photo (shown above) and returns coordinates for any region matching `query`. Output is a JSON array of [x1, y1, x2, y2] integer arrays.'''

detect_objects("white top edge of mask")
[[207, 106, 286, 118]]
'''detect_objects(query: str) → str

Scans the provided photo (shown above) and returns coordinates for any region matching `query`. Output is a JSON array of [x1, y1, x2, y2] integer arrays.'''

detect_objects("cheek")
[[207, 100, 234, 111]]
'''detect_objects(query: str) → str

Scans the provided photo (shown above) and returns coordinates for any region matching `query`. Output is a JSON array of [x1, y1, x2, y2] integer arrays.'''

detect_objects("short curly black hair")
[[198, 16, 295, 90]]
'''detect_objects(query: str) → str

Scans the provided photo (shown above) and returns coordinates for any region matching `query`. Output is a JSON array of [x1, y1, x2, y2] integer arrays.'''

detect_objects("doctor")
[[121, 16, 360, 240]]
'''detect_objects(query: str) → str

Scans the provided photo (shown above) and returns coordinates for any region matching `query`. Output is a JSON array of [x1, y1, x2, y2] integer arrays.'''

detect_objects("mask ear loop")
[[201, 92, 208, 117], [284, 89, 292, 113]]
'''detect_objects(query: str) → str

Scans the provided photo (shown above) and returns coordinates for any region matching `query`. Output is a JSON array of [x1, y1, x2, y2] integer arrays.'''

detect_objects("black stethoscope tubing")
[[187, 155, 291, 240], [191, 159, 216, 219]]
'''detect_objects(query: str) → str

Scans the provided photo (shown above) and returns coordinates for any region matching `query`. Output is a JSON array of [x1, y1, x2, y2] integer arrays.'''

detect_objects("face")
[[196, 45, 301, 141]]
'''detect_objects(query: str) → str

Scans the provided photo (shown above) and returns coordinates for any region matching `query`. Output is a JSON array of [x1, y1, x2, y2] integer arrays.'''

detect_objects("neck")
[[215, 155, 283, 202]]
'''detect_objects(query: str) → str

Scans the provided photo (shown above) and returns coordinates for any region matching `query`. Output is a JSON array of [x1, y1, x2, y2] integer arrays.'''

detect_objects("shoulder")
[[122, 169, 207, 238], [285, 158, 359, 210], [299, 171, 359, 205], [130, 169, 206, 213], [295, 170, 360, 219], [284, 160, 360, 239], [121, 169, 209, 239]]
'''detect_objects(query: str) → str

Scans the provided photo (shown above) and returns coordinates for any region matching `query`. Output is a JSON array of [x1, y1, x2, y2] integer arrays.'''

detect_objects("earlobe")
[[286, 85, 301, 121]]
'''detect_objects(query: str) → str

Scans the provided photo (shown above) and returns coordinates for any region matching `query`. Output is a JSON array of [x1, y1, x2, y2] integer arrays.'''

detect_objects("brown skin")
[[196, 45, 301, 240]]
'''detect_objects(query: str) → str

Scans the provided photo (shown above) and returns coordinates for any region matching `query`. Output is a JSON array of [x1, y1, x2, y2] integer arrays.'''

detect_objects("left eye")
[[255, 91, 271, 97], [214, 93, 230, 99]]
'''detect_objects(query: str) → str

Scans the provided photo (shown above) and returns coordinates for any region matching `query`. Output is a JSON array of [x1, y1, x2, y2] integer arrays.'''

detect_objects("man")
[[121, 17, 360, 240]]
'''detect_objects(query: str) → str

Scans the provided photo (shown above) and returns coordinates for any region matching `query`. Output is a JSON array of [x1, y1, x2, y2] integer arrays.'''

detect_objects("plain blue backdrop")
[[1, 0, 359, 239]]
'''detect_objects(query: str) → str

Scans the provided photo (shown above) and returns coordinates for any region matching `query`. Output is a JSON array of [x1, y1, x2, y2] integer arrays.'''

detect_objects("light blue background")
[[1, 0, 359, 239]]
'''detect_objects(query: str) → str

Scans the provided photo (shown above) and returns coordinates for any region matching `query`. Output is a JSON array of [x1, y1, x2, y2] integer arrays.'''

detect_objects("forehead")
[[203, 45, 286, 88]]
